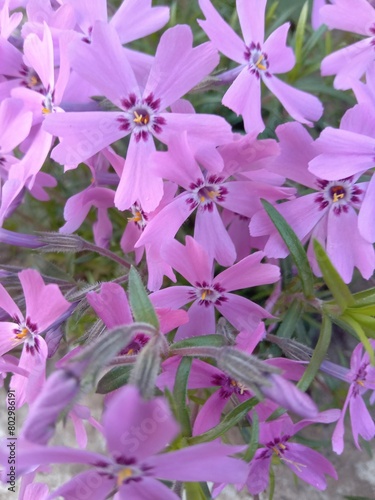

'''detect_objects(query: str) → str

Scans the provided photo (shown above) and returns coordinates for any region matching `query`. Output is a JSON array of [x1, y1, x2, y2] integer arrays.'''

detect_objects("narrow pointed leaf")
[[243, 412, 259, 462], [276, 300, 303, 339], [96, 366, 132, 394], [261, 199, 314, 298], [289, 1, 308, 81], [341, 314, 374, 364], [297, 314, 332, 392], [187, 397, 257, 445], [128, 266, 159, 329], [173, 357, 192, 437], [352, 287, 375, 307], [313, 240, 354, 312]]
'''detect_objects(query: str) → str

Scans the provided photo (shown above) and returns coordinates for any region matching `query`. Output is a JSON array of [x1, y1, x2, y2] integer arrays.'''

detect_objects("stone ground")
[[0, 391, 374, 500]]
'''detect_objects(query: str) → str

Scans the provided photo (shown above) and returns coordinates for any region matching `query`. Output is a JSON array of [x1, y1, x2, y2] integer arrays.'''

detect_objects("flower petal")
[[222, 68, 264, 134], [264, 23, 295, 74], [264, 75, 323, 125], [144, 25, 219, 110], [237, 0, 266, 45], [198, 0, 245, 63], [102, 385, 180, 461]]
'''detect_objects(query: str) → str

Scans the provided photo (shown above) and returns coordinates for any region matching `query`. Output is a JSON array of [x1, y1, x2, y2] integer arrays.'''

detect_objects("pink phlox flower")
[[136, 132, 294, 268], [198, 0, 323, 134], [311, 0, 329, 30], [21, 0, 76, 39], [0, 24, 74, 225], [0, 97, 32, 170], [352, 65, 375, 111], [250, 121, 375, 283], [43, 21, 232, 212], [0, 353, 29, 388], [329, 340, 375, 454], [0, 268, 71, 407], [309, 103, 375, 244], [121, 181, 178, 292], [244, 411, 339, 494], [58, 0, 169, 45], [60, 183, 115, 249], [0, 0, 23, 39], [320, 0, 375, 89], [2, 385, 248, 498], [150, 236, 280, 340]]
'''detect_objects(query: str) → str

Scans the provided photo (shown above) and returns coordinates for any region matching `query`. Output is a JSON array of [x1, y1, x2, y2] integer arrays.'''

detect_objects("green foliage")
[[128, 267, 160, 329]]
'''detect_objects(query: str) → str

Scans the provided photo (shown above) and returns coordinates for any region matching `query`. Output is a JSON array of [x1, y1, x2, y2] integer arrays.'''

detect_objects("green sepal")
[[261, 199, 314, 298], [171, 334, 226, 350], [297, 315, 332, 392], [128, 267, 159, 329], [187, 397, 258, 445], [313, 240, 354, 312], [96, 365, 132, 394]]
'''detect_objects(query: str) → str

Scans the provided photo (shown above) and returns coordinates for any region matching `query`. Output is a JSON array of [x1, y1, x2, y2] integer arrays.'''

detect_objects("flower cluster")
[[0, 0, 375, 499]]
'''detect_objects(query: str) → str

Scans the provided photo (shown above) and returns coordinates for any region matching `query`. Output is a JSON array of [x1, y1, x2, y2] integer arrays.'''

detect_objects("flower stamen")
[[117, 467, 134, 486]]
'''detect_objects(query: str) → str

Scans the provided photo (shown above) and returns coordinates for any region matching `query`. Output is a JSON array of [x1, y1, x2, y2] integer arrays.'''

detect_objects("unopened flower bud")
[[129, 334, 164, 399], [0, 228, 43, 248], [266, 333, 313, 361], [36, 232, 86, 253], [21, 369, 80, 444], [217, 347, 280, 394]]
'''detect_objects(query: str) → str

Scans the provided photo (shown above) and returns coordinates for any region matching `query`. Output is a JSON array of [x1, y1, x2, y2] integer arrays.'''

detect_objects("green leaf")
[[289, 2, 308, 81], [128, 267, 159, 329], [302, 24, 327, 58], [243, 412, 259, 462], [347, 312, 375, 339], [344, 497, 375, 500], [96, 366, 132, 394], [173, 357, 192, 437], [185, 482, 209, 500], [297, 315, 332, 392], [313, 240, 354, 312], [187, 397, 258, 445], [352, 287, 375, 307], [261, 199, 314, 298], [276, 300, 304, 339], [341, 314, 375, 364], [348, 304, 375, 316], [171, 334, 226, 350]]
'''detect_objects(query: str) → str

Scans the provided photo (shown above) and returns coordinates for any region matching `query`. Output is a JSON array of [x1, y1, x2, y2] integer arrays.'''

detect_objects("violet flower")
[[320, 0, 375, 89], [309, 103, 375, 245], [0, 268, 71, 406], [2, 385, 248, 499], [136, 131, 294, 267], [250, 121, 375, 283], [198, 0, 323, 134], [244, 412, 339, 494], [44, 21, 232, 212], [150, 236, 280, 339], [323, 341, 375, 454]]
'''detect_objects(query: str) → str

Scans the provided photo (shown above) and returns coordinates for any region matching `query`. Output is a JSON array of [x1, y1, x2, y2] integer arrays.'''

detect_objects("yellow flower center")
[[117, 467, 134, 486]]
